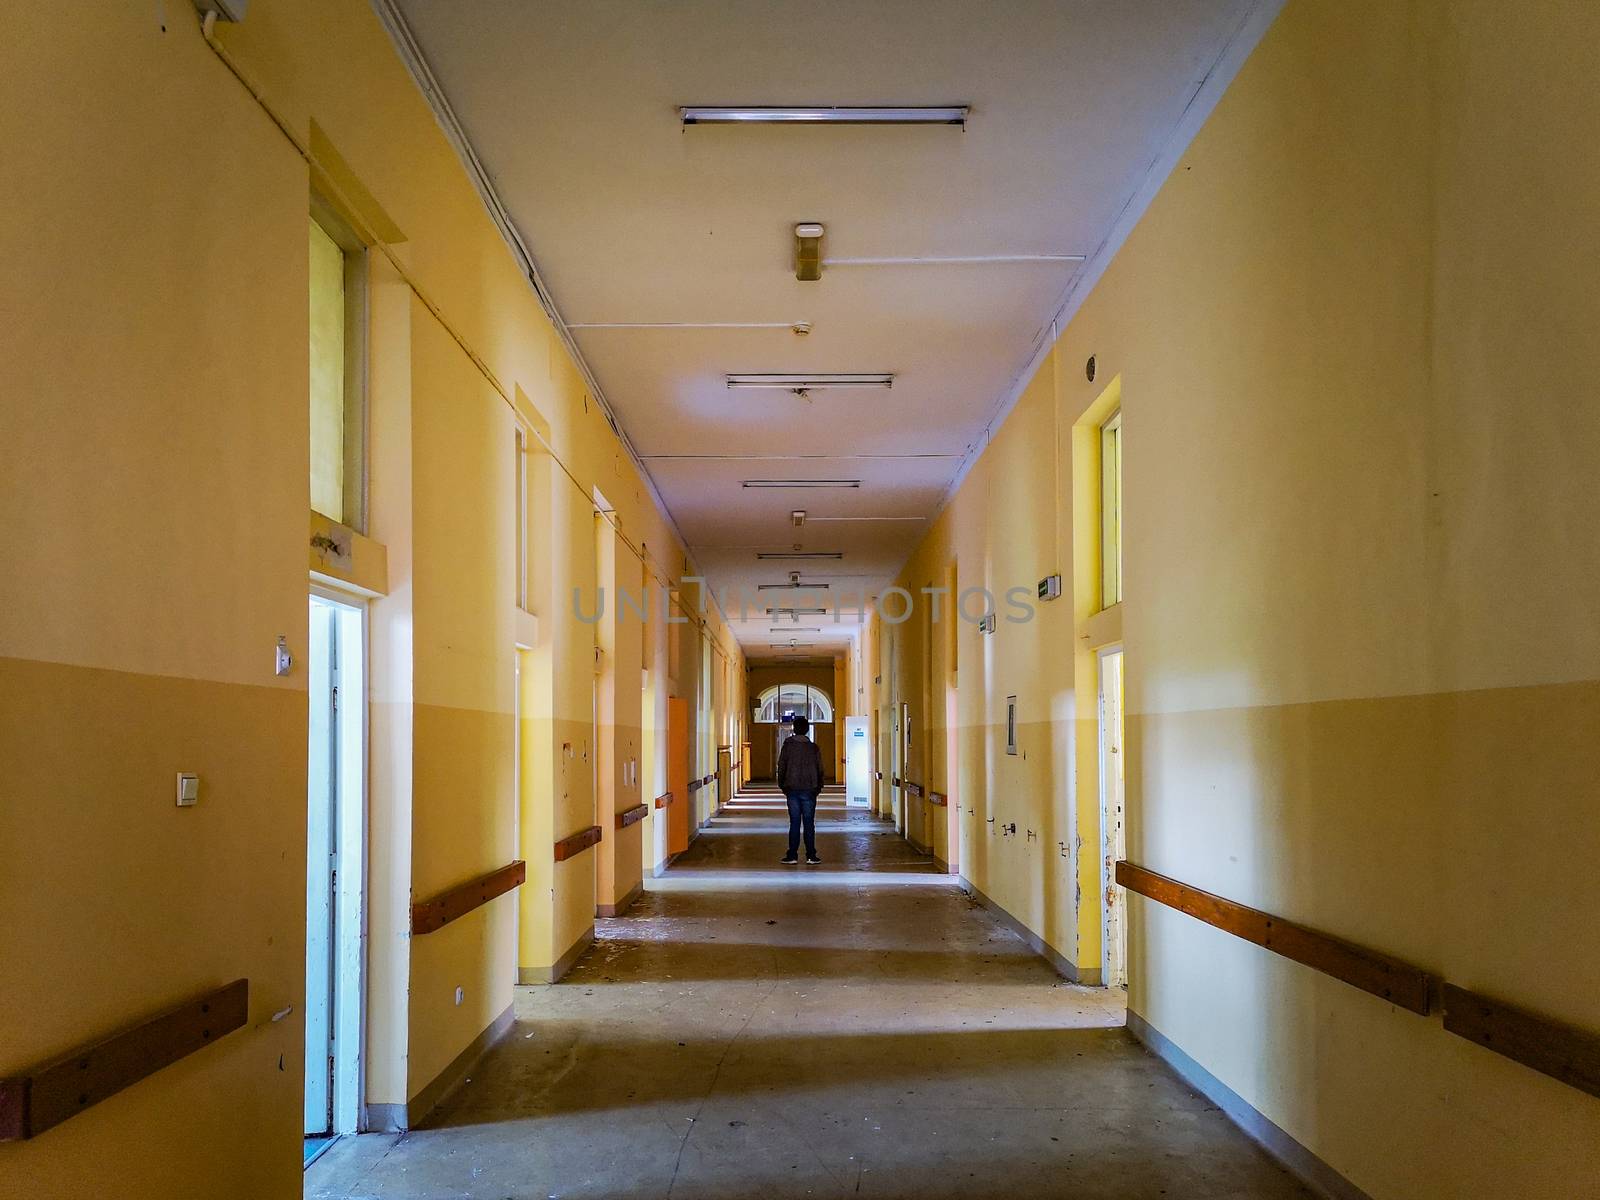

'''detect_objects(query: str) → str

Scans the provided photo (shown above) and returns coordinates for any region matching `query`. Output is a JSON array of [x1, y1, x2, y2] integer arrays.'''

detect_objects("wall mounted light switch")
[[176, 773, 200, 807]]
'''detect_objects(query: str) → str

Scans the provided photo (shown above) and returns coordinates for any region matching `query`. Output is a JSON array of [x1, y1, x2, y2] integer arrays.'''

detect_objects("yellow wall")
[[876, 356, 1084, 932], [0, 1, 741, 1194], [877, 1, 1600, 1195]]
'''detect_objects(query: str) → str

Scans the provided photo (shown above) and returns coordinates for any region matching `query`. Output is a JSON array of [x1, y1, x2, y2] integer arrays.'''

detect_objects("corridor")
[[7, 3, 1598, 1198], [306, 787, 1310, 1199]]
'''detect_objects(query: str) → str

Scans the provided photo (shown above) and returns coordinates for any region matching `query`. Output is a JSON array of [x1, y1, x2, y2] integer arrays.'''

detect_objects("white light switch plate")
[[176, 773, 200, 807]]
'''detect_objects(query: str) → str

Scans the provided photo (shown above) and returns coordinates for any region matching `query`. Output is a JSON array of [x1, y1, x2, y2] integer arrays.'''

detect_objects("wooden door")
[[668, 696, 690, 854]]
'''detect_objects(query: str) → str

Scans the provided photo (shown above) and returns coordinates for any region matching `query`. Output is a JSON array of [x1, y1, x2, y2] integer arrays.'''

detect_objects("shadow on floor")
[[428, 1023, 1156, 1129], [568, 938, 1070, 985]]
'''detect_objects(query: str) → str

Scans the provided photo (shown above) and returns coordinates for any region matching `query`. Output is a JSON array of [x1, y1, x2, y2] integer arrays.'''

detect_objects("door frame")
[[1096, 644, 1127, 989], [307, 588, 368, 1136]]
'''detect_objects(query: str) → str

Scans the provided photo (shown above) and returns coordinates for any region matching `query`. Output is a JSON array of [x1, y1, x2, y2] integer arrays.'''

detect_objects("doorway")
[[897, 701, 911, 835], [513, 648, 532, 983], [774, 717, 794, 770], [1097, 647, 1127, 989], [305, 593, 365, 1156]]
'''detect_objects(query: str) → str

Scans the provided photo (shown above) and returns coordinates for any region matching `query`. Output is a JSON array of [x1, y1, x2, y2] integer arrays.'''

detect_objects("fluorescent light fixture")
[[568, 321, 802, 329], [806, 515, 924, 522], [726, 373, 892, 390], [757, 582, 831, 590], [681, 106, 968, 126], [767, 607, 829, 616], [768, 627, 822, 633], [755, 551, 844, 560], [825, 254, 1085, 266], [742, 480, 860, 489]]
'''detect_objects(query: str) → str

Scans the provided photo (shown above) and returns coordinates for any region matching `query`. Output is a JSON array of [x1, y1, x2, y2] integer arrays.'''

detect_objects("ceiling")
[[391, 0, 1260, 658]]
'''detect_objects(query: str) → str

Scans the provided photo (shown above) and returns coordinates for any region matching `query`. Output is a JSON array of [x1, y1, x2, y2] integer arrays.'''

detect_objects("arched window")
[[754, 683, 833, 724]]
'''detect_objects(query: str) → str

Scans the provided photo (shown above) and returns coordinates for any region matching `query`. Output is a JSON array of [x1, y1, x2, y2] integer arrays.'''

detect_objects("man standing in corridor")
[[777, 716, 824, 865]]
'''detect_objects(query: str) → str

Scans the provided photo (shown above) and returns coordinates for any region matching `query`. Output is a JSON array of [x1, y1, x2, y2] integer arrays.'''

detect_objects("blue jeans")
[[785, 789, 819, 857]]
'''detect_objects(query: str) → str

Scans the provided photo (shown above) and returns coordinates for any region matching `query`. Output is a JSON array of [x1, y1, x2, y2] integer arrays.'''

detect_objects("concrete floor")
[[307, 789, 1312, 1199]]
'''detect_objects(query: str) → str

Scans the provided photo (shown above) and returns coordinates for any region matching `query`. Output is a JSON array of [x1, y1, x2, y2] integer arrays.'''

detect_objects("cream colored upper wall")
[[1422, 0, 1600, 695], [0, 12, 308, 688], [222, 0, 741, 677]]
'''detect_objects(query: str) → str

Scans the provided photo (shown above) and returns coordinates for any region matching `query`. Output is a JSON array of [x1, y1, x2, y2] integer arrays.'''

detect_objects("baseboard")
[[907, 836, 931, 855], [516, 926, 594, 985], [366, 1101, 405, 1133], [368, 1002, 515, 1132], [597, 880, 643, 917], [1126, 1010, 1375, 1200], [932, 854, 956, 875], [960, 877, 1100, 985]]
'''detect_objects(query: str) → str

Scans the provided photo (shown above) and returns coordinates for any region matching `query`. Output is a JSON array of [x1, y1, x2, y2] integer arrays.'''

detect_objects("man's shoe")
[[780, 853, 799, 864], [806, 855, 822, 865]]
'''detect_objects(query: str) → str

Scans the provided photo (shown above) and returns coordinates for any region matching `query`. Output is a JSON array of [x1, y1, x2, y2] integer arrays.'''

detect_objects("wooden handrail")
[[1442, 984, 1600, 1099], [411, 862, 525, 935], [554, 825, 603, 862], [891, 775, 903, 788], [906, 782, 925, 798], [928, 791, 948, 807], [687, 779, 702, 793], [1116, 862, 1434, 1014], [654, 791, 673, 809], [616, 803, 648, 829], [0, 979, 248, 1142]]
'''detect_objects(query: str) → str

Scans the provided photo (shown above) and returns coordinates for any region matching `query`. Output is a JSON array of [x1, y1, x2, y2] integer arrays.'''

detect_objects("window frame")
[[1099, 409, 1122, 609], [514, 426, 529, 611], [309, 196, 369, 533], [753, 683, 834, 724]]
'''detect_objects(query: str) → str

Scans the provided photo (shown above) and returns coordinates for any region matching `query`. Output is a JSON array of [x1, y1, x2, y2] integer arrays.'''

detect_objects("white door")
[[1098, 648, 1127, 989], [305, 600, 337, 1134], [844, 718, 870, 807], [306, 594, 366, 1137]]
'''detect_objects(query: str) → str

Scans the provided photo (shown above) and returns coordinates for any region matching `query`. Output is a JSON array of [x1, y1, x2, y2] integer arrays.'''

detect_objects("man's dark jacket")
[[776, 734, 824, 793]]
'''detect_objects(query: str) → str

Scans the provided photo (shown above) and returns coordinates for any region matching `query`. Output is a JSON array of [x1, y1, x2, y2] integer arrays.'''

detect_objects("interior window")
[[1100, 410, 1122, 608]]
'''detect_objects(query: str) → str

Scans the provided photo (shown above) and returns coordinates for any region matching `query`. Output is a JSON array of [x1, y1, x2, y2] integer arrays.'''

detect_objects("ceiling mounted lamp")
[[795, 223, 824, 282], [768, 627, 822, 633], [727, 374, 892, 391], [767, 607, 829, 616], [757, 581, 831, 590], [755, 551, 844, 559], [680, 106, 969, 127], [742, 480, 860, 490]]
